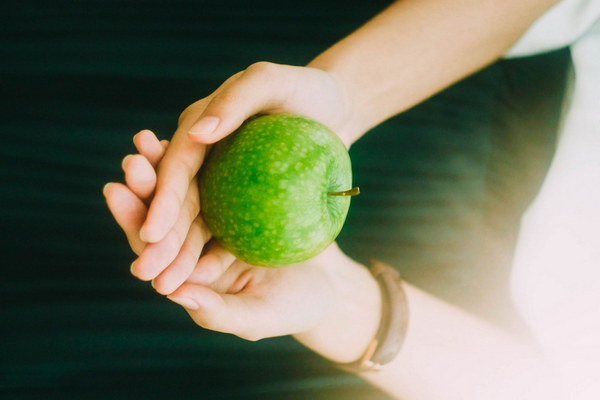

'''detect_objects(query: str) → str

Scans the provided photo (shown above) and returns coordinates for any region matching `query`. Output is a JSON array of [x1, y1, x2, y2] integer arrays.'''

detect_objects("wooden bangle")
[[337, 259, 409, 373]]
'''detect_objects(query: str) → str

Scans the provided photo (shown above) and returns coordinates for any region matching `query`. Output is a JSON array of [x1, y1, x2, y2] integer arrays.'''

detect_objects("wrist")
[[306, 60, 368, 148], [293, 245, 382, 363]]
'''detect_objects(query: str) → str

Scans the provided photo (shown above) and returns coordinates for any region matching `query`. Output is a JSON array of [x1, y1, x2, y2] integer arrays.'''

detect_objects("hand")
[[104, 131, 340, 341], [168, 254, 337, 342], [104, 129, 216, 295], [103, 65, 377, 347], [138, 62, 353, 254]]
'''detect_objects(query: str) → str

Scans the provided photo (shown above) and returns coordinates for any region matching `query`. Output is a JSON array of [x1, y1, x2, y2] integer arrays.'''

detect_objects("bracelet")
[[337, 259, 409, 373]]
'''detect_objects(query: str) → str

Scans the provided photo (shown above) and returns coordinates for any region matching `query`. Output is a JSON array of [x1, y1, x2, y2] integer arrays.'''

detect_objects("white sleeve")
[[510, 25, 600, 399], [506, 0, 600, 57]]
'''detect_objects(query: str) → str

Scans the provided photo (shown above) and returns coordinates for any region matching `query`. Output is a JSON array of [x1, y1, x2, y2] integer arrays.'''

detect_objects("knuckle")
[[170, 226, 187, 249], [196, 219, 212, 247], [175, 158, 197, 183], [178, 106, 193, 125], [222, 70, 244, 85], [178, 101, 202, 125], [184, 190, 200, 223], [208, 92, 239, 114], [163, 184, 187, 215], [245, 61, 277, 75]]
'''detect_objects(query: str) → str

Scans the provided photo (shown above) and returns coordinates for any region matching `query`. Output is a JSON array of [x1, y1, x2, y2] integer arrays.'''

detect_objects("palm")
[[181, 258, 334, 341]]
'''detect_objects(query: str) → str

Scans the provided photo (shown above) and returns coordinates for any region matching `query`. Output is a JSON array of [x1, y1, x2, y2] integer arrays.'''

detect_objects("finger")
[[132, 181, 200, 280], [226, 268, 255, 294], [167, 283, 263, 341], [141, 62, 290, 243], [103, 182, 147, 255], [187, 62, 291, 144], [186, 241, 237, 286], [160, 140, 169, 151], [151, 218, 211, 295], [133, 129, 165, 167], [122, 154, 157, 202], [140, 123, 209, 244]]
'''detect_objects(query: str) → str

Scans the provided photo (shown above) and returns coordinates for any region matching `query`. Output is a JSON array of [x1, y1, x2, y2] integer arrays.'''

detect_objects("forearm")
[[361, 284, 561, 399], [308, 0, 560, 144], [294, 252, 561, 399]]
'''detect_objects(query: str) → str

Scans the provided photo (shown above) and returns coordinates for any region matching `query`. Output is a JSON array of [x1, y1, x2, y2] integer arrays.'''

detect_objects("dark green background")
[[1, 1, 569, 399]]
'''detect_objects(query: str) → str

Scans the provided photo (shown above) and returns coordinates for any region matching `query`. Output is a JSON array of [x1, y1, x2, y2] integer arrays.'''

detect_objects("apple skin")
[[198, 113, 354, 267]]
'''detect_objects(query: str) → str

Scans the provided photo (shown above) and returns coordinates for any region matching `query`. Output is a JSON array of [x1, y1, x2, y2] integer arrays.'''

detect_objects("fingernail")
[[130, 261, 137, 276], [102, 182, 113, 196], [189, 116, 220, 136], [132, 131, 141, 144], [168, 296, 200, 310], [121, 154, 133, 169], [138, 129, 156, 141]]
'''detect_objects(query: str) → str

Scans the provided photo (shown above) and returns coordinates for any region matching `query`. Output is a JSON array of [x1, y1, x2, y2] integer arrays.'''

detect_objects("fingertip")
[[132, 130, 142, 144], [102, 182, 114, 197], [130, 260, 143, 280], [151, 275, 177, 296], [130, 257, 158, 282], [134, 129, 155, 142], [121, 154, 133, 170], [139, 224, 151, 242], [123, 154, 156, 183], [151, 278, 172, 296], [139, 128, 155, 136]]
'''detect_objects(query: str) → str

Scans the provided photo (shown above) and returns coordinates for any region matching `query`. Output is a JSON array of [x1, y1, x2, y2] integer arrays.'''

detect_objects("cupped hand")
[[169, 253, 337, 341], [104, 130, 339, 340]]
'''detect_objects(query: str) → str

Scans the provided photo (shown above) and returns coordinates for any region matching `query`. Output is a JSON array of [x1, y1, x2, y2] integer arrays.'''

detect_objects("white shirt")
[[506, 2, 600, 398]]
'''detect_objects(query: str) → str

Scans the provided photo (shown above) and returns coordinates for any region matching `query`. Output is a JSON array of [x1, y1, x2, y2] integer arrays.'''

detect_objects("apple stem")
[[328, 186, 360, 197]]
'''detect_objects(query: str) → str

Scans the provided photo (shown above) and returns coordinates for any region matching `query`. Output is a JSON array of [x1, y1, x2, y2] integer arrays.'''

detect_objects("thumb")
[[187, 62, 294, 144], [167, 283, 265, 341]]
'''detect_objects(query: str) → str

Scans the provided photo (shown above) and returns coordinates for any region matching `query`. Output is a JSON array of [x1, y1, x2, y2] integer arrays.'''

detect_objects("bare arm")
[[108, 1, 565, 397], [138, 0, 559, 244], [294, 249, 561, 400], [309, 0, 560, 144]]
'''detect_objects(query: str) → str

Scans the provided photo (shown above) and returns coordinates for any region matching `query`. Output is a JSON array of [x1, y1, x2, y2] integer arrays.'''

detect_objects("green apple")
[[198, 113, 358, 267]]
